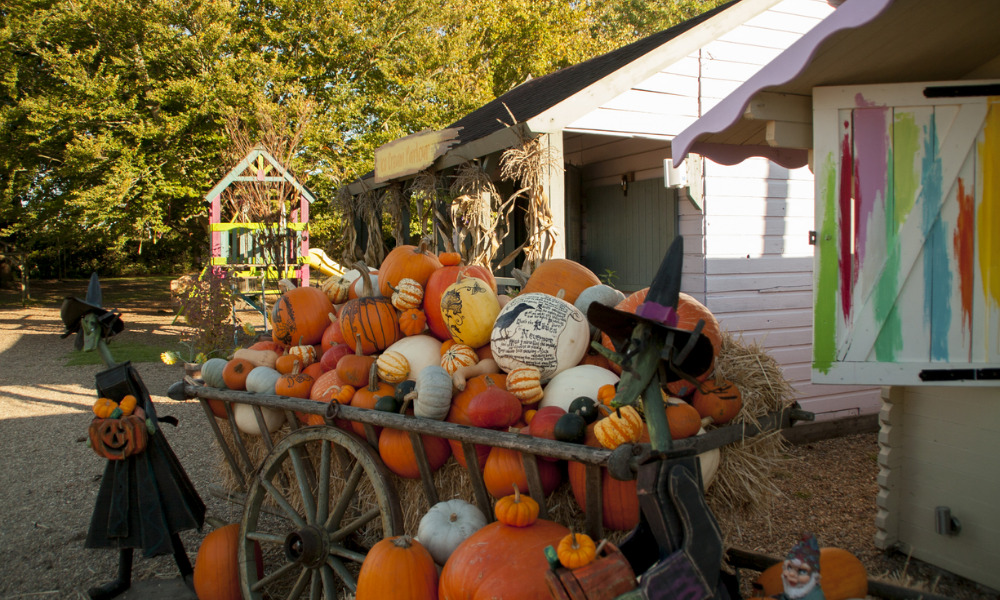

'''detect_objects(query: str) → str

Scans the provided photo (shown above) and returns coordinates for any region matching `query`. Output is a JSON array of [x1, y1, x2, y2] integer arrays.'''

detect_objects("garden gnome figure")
[[772, 534, 825, 600], [61, 273, 205, 600]]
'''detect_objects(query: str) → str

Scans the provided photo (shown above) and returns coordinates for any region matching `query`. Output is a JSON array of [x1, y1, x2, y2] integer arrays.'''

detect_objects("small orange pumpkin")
[[440, 343, 478, 375], [222, 358, 256, 391], [506, 365, 544, 404], [399, 308, 427, 336], [691, 379, 743, 425], [493, 485, 539, 527], [593, 405, 643, 449], [557, 531, 597, 570], [390, 278, 424, 311]]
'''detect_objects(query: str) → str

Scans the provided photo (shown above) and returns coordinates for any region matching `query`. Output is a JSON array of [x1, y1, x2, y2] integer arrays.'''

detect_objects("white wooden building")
[[350, 0, 881, 420], [673, 0, 1000, 590]]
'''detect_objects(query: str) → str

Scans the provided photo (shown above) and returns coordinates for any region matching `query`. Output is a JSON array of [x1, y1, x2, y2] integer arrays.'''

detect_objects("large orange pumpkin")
[[270, 285, 335, 347], [519, 258, 601, 305], [439, 518, 569, 600], [424, 263, 497, 341], [356, 535, 438, 600], [445, 373, 507, 469], [601, 289, 721, 385], [377, 239, 443, 299], [339, 266, 401, 355], [753, 547, 868, 600], [193, 523, 262, 600]]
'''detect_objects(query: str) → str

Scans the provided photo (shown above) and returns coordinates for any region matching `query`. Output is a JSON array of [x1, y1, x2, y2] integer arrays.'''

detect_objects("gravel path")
[[0, 279, 994, 599]]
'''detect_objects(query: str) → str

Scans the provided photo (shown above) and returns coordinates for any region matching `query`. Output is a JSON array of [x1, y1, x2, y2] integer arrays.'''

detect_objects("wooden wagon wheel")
[[239, 426, 404, 600]]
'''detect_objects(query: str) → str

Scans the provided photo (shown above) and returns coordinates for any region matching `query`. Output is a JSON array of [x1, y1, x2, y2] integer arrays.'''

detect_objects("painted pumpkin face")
[[89, 415, 148, 460]]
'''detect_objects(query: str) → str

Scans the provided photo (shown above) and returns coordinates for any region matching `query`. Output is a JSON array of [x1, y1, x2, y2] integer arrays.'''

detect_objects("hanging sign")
[[374, 128, 461, 183]]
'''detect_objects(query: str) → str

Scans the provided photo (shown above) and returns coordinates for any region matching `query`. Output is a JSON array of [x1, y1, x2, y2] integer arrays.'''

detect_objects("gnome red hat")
[[786, 533, 821, 571]]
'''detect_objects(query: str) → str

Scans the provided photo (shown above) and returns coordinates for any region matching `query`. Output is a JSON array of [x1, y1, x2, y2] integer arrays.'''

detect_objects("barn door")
[[581, 178, 677, 292], [811, 80, 1000, 385]]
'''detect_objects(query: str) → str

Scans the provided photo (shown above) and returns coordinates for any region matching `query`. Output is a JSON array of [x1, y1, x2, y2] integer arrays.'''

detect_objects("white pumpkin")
[[412, 365, 453, 420], [574, 284, 626, 341], [383, 334, 443, 382], [233, 402, 285, 434], [416, 498, 487, 565], [539, 364, 620, 412], [490, 293, 590, 381], [245, 366, 282, 394]]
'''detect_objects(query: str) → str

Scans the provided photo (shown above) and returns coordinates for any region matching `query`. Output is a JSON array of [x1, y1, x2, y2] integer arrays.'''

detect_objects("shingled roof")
[[444, 0, 739, 149]]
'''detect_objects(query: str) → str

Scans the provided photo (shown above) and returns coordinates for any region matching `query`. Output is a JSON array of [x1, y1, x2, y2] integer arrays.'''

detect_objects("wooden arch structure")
[[204, 144, 317, 288]]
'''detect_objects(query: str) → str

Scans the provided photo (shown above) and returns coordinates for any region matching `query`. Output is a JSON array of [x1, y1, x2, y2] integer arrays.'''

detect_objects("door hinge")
[[808, 231, 817, 245]]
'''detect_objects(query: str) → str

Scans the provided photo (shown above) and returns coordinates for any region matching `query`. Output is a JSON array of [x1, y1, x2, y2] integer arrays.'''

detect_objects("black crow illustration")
[[491, 302, 535, 341]]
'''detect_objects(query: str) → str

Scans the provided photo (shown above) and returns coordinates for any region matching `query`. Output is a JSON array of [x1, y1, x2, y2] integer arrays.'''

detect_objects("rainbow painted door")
[[811, 80, 1000, 385]]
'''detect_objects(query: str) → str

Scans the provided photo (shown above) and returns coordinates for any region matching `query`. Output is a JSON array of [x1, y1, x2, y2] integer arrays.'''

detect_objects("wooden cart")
[[169, 377, 812, 600]]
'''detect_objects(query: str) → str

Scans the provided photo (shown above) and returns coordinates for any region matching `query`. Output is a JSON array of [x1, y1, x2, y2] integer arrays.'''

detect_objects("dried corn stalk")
[[383, 183, 407, 246], [407, 170, 440, 240], [333, 184, 361, 264], [357, 187, 386, 266], [497, 117, 561, 274], [447, 162, 515, 268]]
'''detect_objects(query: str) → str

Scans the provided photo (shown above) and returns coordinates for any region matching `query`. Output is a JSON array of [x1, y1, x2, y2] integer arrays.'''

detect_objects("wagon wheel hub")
[[283, 525, 328, 568]]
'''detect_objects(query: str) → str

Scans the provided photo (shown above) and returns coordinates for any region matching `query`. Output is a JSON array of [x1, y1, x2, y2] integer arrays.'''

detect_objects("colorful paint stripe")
[[814, 152, 839, 373], [978, 99, 1000, 354], [918, 114, 952, 360]]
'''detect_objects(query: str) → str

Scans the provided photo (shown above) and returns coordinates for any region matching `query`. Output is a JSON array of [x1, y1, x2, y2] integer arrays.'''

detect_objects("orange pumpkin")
[[378, 425, 452, 479], [275, 354, 303, 375], [309, 370, 354, 430], [483, 443, 562, 499], [340, 266, 402, 355], [439, 517, 568, 600], [753, 547, 868, 600], [445, 373, 507, 469], [193, 524, 262, 600], [567, 423, 649, 531], [690, 379, 742, 426], [378, 239, 443, 298], [438, 251, 462, 266], [356, 535, 438, 600], [270, 285, 335, 347], [348, 368, 396, 438], [275, 371, 314, 399], [519, 258, 601, 306], [398, 308, 427, 336], [222, 358, 255, 390], [336, 344, 378, 388], [665, 400, 703, 440]]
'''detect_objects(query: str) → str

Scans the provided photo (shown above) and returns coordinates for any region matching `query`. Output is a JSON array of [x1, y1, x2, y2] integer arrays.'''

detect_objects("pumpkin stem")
[[367, 361, 380, 392], [352, 261, 373, 297], [401, 390, 417, 414], [391, 535, 414, 549], [570, 530, 579, 550], [511, 484, 521, 503]]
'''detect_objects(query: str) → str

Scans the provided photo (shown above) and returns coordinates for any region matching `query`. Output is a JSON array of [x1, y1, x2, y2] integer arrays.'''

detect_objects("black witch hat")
[[60, 273, 125, 349]]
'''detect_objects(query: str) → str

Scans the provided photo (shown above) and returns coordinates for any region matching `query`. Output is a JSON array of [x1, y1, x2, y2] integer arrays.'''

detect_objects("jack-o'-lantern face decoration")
[[89, 415, 148, 460]]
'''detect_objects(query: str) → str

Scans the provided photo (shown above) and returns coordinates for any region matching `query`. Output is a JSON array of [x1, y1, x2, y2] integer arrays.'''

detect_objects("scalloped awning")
[[672, 0, 1000, 168]]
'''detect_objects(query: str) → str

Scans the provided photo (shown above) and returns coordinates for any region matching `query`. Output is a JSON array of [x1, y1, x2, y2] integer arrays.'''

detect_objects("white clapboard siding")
[[878, 386, 1000, 590], [700, 158, 881, 415], [566, 0, 834, 138]]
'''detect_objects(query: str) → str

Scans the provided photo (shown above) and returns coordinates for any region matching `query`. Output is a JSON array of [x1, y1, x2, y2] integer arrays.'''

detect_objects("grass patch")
[[64, 341, 166, 366]]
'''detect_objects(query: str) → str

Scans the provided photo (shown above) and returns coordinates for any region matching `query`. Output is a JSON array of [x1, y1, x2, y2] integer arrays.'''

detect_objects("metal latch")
[[808, 231, 817, 245]]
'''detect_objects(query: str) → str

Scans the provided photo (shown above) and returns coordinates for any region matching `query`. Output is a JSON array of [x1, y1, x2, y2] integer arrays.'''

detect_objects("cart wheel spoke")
[[314, 440, 332, 526], [309, 570, 321, 600], [320, 564, 338, 600], [288, 445, 317, 522], [252, 559, 299, 592], [330, 508, 381, 543], [327, 556, 358, 592], [285, 566, 311, 600], [324, 462, 363, 531], [260, 477, 308, 529], [240, 427, 403, 600], [246, 530, 285, 545]]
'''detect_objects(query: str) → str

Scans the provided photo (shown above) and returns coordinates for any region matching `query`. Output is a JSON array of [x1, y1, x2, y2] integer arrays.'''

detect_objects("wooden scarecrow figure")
[[61, 274, 206, 600]]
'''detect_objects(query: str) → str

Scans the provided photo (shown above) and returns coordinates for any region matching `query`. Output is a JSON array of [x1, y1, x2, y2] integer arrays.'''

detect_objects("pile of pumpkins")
[[197, 242, 745, 532]]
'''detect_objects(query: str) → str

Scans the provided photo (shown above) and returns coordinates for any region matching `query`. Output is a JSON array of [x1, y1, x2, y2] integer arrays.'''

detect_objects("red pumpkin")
[[377, 240, 443, 299], [423, 263, 496, 341], [466, 383, 522, 429], [439, 518, 569, 600], [319, 342, 353, 371], [319, 313, 345, 354], [445, 373, 507, 469], [271, 285, 335, 347], [378, 425, 452, 479]]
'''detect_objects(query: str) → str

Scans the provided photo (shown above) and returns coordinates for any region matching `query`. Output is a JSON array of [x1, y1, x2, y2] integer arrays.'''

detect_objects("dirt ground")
[[0, 278, 996, 599]]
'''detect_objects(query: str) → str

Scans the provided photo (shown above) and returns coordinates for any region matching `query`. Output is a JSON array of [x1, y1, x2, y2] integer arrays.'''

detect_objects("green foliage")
[[1, 0, 726, 277], [64, 340, 167, 366]]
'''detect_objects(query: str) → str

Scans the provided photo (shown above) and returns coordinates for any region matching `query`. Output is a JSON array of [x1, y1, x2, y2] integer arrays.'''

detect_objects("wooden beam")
[[765, 120, 812, 148], [743, 91, 812, 123]]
